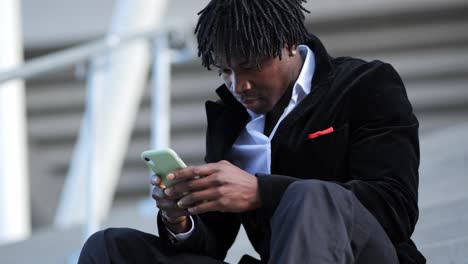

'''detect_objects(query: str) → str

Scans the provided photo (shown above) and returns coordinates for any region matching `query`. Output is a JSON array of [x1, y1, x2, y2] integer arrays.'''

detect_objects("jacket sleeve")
[[157, 210, 241, 260], [256, 62, 420, 245]]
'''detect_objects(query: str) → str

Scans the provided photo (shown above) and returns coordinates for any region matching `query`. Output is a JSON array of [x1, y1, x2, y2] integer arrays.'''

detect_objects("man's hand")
[[164, 160, 262, 215], [151, 175, 191, 234]]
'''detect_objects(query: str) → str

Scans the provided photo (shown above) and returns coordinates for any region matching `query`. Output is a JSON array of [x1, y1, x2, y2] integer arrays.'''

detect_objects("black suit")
[[157, 34, 425, 263], [79, 34, 426, 264]]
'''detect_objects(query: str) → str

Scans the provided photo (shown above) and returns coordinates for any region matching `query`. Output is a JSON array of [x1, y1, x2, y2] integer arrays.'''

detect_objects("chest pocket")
[[299, 123, 349, 180]]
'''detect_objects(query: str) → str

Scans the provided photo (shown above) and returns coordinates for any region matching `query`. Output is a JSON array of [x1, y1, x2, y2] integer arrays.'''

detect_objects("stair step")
[[413, 211, 468, 246], [416, 198, 468, 231], [419, 236, 468, 264], [38, 131, 206, 174], [418, 123, 468, 208], [417, 111, 468, 135], [405, 80, 468, 111], [27, 78, 468, 146], [28, 100, 207, 145], [25, 45, 468, 125], [0, 199, 258, 264], [305, 0, 467, 26], [26, 71, 218, 115], [364, 46, 468, 83], [319, 19, 468, 57]]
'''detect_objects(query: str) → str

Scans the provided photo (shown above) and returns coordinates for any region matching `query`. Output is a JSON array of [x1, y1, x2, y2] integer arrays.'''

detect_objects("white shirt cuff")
[[165, 216, 195, 241]]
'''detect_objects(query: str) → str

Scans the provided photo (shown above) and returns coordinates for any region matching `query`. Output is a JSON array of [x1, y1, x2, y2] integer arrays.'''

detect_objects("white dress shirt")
[[168, 45, 316, 240]]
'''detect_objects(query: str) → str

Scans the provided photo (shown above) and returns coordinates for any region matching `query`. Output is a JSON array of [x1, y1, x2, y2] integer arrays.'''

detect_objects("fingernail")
[[167, 173, 175, 181], [164, 188, 172, 196], [177, 200, 184, 207]]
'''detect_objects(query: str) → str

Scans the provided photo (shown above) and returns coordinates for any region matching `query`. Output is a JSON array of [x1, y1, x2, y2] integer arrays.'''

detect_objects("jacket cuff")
[[256, 173, 301, 219], [157, 212, 206, 254]]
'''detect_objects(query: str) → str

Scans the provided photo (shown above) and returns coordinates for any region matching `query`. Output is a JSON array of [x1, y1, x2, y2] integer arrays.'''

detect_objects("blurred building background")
[[0, 0, 467, 263]]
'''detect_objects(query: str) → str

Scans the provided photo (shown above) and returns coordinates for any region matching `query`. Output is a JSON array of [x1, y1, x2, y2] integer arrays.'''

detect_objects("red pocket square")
[[308, 127, 334, 139]]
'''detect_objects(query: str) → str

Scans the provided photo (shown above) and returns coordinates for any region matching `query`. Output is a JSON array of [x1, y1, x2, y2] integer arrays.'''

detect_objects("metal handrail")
[[0, 29, 195, 84], [0, 22, 195, 252]]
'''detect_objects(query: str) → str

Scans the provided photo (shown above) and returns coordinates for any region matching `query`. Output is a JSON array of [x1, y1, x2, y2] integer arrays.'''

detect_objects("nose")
[[233, 75, 252, 95]]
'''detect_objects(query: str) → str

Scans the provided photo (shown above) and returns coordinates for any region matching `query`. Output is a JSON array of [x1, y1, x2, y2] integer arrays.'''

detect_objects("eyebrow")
[[213, 58, 259, 70], [238, 60, 254, 67]]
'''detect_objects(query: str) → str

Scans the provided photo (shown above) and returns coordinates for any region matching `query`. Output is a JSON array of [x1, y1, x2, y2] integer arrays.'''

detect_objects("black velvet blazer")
[[157, 34, 426, 264]]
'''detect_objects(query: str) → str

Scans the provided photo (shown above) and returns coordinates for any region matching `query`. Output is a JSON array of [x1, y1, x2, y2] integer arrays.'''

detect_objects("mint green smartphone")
[[141, 148, 187, 187]]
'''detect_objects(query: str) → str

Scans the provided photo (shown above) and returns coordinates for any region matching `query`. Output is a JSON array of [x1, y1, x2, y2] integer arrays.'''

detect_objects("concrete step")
[[419, 236, 468, 264], [418, 123, 468, 208], [37, 131, 206, 176], [304, 0, 468, 26], [319, 18, 468, 57], [404, 80, 468, 112], [410, 123, 468, 257], [27, 132, 206, 226], [25, 71, 218, 115], [416, 221, 468, 252], [419, 170, 468, 210], [414, 196, 468, 247], [28, 100, 207, 145], [63, 138, 205, 193], [417, 111, 468, 135], [24, 46, 468, 126], [0, 200, 258, 264], [26, 79, 468, 148], [363, 45, 468, 83], [416, 198, 468, 232]]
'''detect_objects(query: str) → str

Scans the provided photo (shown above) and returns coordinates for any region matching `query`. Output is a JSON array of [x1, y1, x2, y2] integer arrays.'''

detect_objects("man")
[[79, 0, 426, 263]]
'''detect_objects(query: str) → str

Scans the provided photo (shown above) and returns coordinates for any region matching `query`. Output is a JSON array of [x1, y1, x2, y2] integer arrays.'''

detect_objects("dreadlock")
[[195, 0, 310, 69]]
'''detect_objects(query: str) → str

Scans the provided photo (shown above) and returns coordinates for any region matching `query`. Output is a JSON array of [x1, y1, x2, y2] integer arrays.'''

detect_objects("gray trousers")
[[79, 180, 398, 264], [269, 180, 398, 264]]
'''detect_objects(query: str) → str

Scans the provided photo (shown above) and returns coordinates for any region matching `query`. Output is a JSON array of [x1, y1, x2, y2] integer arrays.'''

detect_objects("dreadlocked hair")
[[195, 0, 310, 69]]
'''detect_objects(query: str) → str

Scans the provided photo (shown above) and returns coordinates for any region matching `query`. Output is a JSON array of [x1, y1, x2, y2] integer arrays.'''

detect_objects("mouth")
[[241, 97, 258, 106]]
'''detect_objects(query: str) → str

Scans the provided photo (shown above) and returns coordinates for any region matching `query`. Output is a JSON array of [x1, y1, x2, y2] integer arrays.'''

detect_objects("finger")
[[177, 187, 222, 209], [169, 164, 217, 182], [165, 174, 222, 197], [150, 174, 161, 186], [161, 209, 189, 221], [162, 188, 186, 200], [186, 200, 222, 215], [155, 199, 180, 210], [151, 186, 166, 200]]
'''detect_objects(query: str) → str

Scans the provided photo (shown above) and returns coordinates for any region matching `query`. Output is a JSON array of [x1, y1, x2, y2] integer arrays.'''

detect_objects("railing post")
[[151, 32, 171, 150], [0, 0, 31, 245], [54, 0, 169, 237], [83, 55, 108, 240]]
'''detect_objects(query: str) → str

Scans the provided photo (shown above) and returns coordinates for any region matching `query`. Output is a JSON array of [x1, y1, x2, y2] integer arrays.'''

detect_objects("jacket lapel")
[[270, 34, 336, 161], [205, 85, 249, 162], [271, 33, 335, 129], [204, 34, 335, 163]]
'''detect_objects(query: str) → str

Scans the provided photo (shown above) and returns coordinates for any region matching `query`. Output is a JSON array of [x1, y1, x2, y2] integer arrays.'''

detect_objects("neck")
[[264, 53, 304, 136]]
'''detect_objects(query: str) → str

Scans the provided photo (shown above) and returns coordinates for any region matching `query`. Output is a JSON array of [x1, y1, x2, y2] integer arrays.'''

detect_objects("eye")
[[239, 61, 262, 71]]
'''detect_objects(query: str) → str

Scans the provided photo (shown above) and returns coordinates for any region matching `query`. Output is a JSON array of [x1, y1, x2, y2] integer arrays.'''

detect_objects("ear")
[[287, 45, 298, 57]]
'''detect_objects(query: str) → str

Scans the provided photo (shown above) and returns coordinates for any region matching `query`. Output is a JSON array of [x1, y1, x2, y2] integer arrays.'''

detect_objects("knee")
[[79, 230, 107, 261], [285, 180, 334, 200], [279, 180, 353, 213], [82, 230, 105, 251], [272, 180, 355, 229], [81, 228, 132, 253]]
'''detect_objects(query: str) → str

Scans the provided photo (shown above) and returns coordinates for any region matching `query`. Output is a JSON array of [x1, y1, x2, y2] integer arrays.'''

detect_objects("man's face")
[[216, 48, 296, 115]]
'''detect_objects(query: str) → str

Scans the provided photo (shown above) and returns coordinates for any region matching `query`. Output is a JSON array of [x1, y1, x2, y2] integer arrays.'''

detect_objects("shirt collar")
[[243, 44, 316, 119], [291, 45, 315, 105]]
